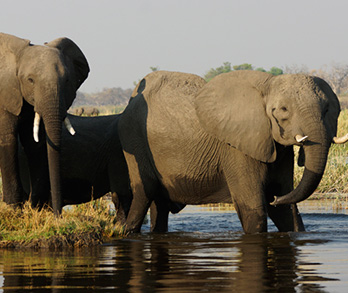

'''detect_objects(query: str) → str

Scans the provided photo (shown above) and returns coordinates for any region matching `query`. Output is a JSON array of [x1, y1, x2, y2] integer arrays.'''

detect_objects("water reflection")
[[0, 231, 340, 292], [2, 203, 348, 291]]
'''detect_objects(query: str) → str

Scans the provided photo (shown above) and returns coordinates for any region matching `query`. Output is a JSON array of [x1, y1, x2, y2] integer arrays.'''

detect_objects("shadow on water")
[[1, 208, 348, 291]]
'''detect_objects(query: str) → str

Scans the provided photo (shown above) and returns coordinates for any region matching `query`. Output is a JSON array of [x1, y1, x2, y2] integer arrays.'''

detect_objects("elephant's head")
[[0, 33, 89, 212], [195, 70, 347, 205]]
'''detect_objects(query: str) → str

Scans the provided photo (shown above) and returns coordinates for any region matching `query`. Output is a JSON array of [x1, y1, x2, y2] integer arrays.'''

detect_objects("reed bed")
[[0, 197, 126, 249]]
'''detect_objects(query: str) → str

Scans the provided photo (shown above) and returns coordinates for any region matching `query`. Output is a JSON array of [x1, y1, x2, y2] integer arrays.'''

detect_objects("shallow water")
[[1, 202, 348, 292]]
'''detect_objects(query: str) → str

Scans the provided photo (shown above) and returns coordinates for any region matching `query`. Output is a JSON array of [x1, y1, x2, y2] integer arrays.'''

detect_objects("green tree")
[[233, 63, 253, 71], [204, 62, 232, 82], [268, 67, 283, 76], [150, 66, 159, 72], [204, 63, 284, 82]]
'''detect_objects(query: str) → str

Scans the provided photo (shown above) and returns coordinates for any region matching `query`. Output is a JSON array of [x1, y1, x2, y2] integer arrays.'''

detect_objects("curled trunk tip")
[[333, 133, 348, 144], [269, 168, 323, 206], [270, 196, 279, 206]]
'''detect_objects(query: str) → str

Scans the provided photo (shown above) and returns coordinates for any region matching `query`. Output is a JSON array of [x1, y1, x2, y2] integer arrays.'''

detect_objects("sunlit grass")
[[0, 197, 126, 249]]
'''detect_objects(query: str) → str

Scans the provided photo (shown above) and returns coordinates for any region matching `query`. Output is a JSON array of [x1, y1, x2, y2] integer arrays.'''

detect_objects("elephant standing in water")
[[19, 114, 133, 223], [0, 33, 89, 214], [119, 70, 347, 233]]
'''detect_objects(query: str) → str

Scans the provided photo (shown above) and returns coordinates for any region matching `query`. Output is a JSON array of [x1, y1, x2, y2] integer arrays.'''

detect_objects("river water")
[[0, 200, 348, 292]]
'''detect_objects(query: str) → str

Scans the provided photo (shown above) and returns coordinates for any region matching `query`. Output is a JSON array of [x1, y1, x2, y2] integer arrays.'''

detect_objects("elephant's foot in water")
[[236, 205, 268, 233]]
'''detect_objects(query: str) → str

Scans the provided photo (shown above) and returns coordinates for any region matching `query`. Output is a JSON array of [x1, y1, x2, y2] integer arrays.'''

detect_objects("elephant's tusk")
[[64, 117, 76, 136], [333, 133, 348, 144], [33, 112, 40, 143], [295, 134, 308, 143]]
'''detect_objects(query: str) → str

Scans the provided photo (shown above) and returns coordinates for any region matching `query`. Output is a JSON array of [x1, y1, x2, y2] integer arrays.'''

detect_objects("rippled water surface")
[[1, 201, 348, 292]]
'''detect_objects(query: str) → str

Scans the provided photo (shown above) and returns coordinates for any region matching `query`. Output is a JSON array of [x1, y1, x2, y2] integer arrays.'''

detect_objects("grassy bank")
[[0, 197, 126, 249]]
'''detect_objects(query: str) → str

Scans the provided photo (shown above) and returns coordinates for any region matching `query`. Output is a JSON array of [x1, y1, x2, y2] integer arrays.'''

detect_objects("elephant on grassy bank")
[[0, 33, 89, 214], [19, 114, 133, 223], [84, 107, 100, 116], [74, 107, 100, 116], [74, 107, 85, 116], [119, 70, 347, 233]]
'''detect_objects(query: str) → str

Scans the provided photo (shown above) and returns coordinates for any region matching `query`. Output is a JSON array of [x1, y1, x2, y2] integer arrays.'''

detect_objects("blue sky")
[[1, 0, 347, 92]]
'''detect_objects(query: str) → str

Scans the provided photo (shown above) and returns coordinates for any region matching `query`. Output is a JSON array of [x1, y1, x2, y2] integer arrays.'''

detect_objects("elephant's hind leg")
[[233, 201, 267, 233], [150, 198, 169, 232], [124, 152, 160, 233]]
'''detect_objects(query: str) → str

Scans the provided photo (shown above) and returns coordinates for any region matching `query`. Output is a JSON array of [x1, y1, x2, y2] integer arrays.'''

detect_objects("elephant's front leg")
[[291, 203, 305, 232], [266, 145, 305, 232], [0, 111, 24, 204], [233, 198, 268, 233], [23, 143, 51, 207], [19, 121, 51, 208], [223, 154, 268, 234], [124, 153, 158, 233], [266, 203, 305, 232]]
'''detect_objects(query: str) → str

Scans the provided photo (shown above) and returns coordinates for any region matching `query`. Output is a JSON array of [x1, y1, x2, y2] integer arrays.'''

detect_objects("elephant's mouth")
[[32, 112, 75, 142]]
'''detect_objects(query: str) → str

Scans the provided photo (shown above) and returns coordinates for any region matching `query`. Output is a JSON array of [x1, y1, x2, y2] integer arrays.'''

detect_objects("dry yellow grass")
[[0, 197, 126, 249]]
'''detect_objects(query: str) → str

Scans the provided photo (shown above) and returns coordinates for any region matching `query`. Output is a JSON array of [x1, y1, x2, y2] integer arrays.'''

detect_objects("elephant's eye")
[[278, 106, 290, 121], [28, 77, 34, 84]]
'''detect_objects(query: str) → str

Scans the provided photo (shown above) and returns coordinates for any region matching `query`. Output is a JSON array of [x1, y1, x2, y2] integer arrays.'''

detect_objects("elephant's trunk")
[[43, 113, 63, 214], [271, 119, 330, 205], [37, 88, 64, 215]]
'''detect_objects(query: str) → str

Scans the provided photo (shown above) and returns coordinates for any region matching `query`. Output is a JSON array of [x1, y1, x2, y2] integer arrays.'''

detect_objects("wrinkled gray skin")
[[0, 33, 89, 214], [19, 114, 132, 223], [119, 70, 341, 233]]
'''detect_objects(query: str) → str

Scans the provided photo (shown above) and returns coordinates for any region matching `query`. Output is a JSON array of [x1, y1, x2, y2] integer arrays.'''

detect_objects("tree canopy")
[[204, 63, 283, 81], [204, 62, 232, 82]]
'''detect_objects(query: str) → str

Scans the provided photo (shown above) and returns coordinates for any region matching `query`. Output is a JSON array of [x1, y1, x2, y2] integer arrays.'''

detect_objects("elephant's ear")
[[0, 33, 30, 115], [312, 76, 340, 139], [195, 71, 276, 163], [45, 38, 90, 90]]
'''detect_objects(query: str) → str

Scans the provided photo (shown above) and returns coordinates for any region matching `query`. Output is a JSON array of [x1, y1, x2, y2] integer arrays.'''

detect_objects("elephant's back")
[[118, 71, 232, 204], [136, 70, 206, 99], [119, 70, 206, 155]]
